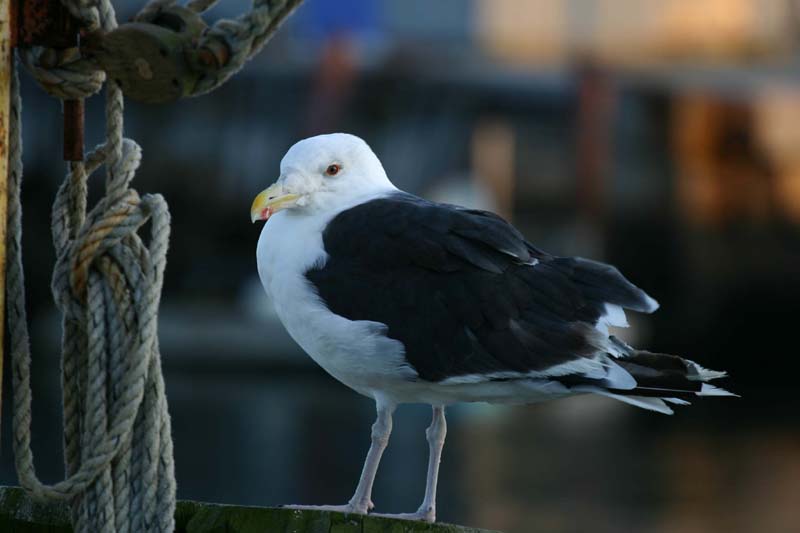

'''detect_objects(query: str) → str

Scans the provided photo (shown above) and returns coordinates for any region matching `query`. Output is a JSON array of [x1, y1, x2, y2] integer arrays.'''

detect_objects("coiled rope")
[[7, 1, 303, 531]]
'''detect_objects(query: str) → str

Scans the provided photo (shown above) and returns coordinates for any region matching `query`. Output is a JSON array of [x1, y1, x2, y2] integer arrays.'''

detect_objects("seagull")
[[250, 133, 733, 523]]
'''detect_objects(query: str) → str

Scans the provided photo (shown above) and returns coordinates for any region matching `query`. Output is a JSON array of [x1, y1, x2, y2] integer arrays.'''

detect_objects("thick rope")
[[19, 47, 104, 100], [9, 1, 302, 530], [140, 0, 305, 96], [8, 0, 175, 531], [19, 0, 117, 100]]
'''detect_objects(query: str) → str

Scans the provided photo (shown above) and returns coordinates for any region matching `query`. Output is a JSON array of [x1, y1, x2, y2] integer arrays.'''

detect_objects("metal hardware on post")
[[18, 0, 84, 161], [62, 99, 83, 161], [19, 0, 80, 48], [85, 5, 210, 104]]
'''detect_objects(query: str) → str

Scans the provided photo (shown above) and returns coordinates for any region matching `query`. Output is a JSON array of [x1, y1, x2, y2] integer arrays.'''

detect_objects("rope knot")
[[50, 138, 150, 323], [20, 46, 105, 100], [68, 188, 143, 300], [19, 0, 119, 100]]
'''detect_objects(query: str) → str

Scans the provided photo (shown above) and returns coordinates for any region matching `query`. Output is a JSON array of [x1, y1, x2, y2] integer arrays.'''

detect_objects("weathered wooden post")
[[0, 0, 12, 432]]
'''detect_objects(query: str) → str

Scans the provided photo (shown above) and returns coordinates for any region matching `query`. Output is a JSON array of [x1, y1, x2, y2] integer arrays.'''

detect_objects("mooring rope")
[[6, 0, 303, 532], [188, 0, 304, 95], [8, 0, 176, 528]]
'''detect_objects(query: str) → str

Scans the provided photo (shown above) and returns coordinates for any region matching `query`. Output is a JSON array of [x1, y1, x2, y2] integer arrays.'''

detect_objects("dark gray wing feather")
[[306, 192, 657, 382]]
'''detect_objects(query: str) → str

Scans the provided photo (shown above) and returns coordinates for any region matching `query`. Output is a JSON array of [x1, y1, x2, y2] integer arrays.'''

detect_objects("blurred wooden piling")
[[0, 486, 500, 533]]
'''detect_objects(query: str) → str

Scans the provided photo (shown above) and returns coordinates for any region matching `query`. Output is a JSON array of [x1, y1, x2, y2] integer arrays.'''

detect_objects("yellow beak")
[[250, 183, 301, 223]]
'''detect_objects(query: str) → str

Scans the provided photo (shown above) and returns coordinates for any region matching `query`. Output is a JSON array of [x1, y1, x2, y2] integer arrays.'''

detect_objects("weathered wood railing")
[[0, 486, 499, 532]]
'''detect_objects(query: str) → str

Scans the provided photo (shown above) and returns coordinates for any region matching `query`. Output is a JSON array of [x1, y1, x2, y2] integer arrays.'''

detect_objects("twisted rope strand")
[[8, 1, 175, 531], [191, 0, 305, 95]]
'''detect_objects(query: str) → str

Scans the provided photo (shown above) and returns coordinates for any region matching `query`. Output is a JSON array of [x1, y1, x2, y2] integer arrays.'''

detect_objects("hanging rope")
[[188, 0, 304, 96], [7, 0, 303, 532], [8, 0, 176, 528], [133, 0, 304, 95]]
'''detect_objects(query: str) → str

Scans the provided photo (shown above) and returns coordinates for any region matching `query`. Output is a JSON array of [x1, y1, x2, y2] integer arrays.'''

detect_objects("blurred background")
[[2, 0, 799, 532]]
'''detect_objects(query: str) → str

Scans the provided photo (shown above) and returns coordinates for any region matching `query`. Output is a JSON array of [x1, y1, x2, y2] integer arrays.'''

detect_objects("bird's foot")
[[282, 500, 372, 515], [370, 505, 435, 523]]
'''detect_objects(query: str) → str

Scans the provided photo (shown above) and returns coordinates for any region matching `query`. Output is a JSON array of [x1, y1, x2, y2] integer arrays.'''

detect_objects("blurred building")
[[478, 0, 794, 66]]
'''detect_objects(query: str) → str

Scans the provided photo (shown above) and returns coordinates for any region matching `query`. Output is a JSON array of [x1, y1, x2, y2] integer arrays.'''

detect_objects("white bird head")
[[251, 133, 396, 223]]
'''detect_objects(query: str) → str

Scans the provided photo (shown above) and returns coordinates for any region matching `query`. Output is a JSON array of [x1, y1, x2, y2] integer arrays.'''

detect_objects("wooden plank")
[[0, 485, 502, 533]]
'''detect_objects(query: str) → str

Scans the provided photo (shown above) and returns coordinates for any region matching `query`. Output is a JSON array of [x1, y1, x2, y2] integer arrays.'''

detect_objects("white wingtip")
[[688, 361, 728, 382], [612, 394, 674, 415], [604, 303, 629, 328], [664, 397, 691, 406], [604, 359, 637, 390], [643, 293, 660, 313], [578, 387, 675, 414], [699, 384, 739, 397], [596, 304, 629, 336]]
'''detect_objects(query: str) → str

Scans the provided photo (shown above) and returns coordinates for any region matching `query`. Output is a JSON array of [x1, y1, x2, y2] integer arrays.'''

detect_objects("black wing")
[[306, 192, 657, 382]]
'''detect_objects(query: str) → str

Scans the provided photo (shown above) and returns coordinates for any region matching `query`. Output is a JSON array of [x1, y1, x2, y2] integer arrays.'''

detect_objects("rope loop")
[[19, 47, 105, 100], [20, 0, 119, 99], [185, 0, 303, 96]]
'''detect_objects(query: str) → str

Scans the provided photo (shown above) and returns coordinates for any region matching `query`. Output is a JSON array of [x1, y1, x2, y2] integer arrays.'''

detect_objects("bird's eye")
[[325, 164, 341, 176]]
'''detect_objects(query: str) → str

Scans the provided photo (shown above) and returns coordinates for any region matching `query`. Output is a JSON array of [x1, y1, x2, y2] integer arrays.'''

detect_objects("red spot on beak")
[[261, 207, 273, 221]]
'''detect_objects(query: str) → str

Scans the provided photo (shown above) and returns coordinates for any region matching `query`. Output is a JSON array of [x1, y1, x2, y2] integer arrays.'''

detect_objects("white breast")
[[256, 208, 417, 399]]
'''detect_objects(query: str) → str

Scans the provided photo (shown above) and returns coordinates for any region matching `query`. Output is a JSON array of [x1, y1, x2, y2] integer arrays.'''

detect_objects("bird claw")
[[282, 502, 370, 515], [281, 502, 435, 522]]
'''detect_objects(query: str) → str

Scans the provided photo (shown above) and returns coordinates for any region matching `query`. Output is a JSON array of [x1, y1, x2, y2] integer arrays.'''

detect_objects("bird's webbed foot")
[[281, 499, 373, 515], [370, 504, 436, 523]]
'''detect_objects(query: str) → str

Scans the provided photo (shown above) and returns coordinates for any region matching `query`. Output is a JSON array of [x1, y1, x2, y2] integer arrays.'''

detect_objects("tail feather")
[[573, 387, 676, 414], [558, 341, 735, 413], [700, 383, 737, 397]]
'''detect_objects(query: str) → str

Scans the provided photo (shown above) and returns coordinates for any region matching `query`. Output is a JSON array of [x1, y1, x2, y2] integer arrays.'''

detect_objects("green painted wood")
[[0, 486, 499, 533]]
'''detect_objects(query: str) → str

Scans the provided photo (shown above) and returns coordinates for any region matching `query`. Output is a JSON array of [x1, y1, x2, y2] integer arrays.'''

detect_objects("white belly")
[[256, 210, 417, 399]]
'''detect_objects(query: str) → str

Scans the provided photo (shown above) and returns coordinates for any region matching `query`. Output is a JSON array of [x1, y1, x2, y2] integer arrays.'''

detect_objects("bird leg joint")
[[425, 408, 447, 446], [370, 419, 392, 447]]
